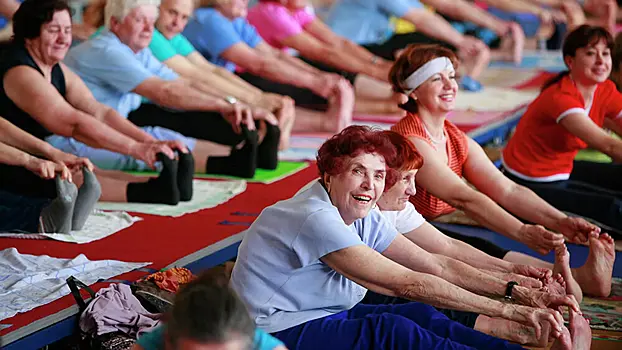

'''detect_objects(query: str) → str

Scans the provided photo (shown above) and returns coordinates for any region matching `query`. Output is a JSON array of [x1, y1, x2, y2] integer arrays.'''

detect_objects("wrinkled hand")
[[512, 264, 552, 280], [518, 224, 565, 255], [159, 139, 189, 154], [128, 141, 175, 169], [510, 305, 565, 339], [509, 272, 543, 289], [556, 216, 600, 244], [523, 289, 580, 313], [53, 152, 94, 172], [221, 103, 255, 134], [252, 107, 279, 126], [25, 157, 71, 181]]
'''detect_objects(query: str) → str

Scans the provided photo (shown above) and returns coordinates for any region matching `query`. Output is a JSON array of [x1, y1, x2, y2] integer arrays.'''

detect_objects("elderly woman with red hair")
[[229, 125, 579, 350]]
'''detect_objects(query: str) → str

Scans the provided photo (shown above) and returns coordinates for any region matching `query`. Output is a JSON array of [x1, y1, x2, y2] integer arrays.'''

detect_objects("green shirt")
[[149, 29, 196, 61]]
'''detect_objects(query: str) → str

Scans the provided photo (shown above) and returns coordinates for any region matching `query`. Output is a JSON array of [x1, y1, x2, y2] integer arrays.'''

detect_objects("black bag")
[[66, 276, 135, 350]]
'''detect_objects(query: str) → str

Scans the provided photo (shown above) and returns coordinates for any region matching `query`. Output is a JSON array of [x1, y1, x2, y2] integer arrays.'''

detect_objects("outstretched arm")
[[423, 0, 509, 36], [411, 137, 565, 254], [463, 138, 597, 243], [405, 222, 515, 272], [321, 243, 568, 338]]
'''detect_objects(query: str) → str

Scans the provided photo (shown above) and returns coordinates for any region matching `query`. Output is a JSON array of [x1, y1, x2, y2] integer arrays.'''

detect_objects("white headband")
[[404, 57, 454, 93]]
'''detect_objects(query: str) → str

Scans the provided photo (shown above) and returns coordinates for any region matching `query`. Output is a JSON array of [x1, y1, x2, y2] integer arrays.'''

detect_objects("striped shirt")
[[391, 113, 469, 219]]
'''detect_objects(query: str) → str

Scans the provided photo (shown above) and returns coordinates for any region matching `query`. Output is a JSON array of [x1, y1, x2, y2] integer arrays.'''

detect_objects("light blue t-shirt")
[[324, 0, 423, 45], [136, 325, 284, 350], [182, 8, 263, 72], [64, 29, 179, 117], [230, 180, 398, 333]]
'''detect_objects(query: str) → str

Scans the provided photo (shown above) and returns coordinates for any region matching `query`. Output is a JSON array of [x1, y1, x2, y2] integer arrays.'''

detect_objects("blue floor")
[[433, 223, 622, 278]]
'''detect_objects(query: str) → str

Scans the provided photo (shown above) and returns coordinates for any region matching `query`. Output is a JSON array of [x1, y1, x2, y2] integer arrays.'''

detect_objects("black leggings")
[[0, 163, 56, 199], [128, 104, 245, 146], [435, 225, 510, 259], [236, 72, 329, 111], [503, 161, 622, 232], [296, 56, 358, 85], [362, 32, 454, 61]]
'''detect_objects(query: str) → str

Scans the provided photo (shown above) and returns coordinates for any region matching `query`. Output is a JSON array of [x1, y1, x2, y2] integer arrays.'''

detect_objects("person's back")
[[324, 0, 398, 45], [183, 7, 262, 72]]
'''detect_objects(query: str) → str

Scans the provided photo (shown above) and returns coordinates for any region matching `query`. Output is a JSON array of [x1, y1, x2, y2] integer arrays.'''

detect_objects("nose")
[[58, 30, 70, 43], [405, 178, 416, 196], [360, 174, 372, 190]]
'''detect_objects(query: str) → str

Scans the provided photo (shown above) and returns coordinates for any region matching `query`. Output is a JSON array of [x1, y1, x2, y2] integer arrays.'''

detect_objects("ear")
[[564, 55, 574, 70], [323, 173, 331, 187]]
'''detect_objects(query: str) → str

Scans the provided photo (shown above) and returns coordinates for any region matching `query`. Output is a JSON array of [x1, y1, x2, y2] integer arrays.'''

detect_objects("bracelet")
[[504, 281, 519, 301]]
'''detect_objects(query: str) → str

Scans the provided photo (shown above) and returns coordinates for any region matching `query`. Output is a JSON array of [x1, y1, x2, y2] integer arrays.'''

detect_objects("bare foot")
[[325, 79, 354, 132], [505, 23, 525, 65], [568, 309, 592, 350], [276, 98, 295, 150], [551, 324, 572, 350], [553, 244, 583, 303], [574, 233, 615, 297]]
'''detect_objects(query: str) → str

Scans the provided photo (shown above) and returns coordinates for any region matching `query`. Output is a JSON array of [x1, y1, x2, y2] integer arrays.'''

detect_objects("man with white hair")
[[63, 0, 278, 178]]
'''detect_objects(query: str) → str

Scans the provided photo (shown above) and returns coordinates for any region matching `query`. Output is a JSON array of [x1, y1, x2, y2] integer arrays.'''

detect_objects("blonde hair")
[[104, 0, 161, 27]]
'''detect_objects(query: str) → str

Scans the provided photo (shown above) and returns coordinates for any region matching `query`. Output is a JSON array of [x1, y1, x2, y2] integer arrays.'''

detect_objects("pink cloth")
[[79, 283, 161, 337], [247, 2, 315, 50]]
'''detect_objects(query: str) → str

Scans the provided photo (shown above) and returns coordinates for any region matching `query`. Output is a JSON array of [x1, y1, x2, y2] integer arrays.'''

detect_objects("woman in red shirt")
[[389, 43, 614, 297], [503, 25, 622, 233]]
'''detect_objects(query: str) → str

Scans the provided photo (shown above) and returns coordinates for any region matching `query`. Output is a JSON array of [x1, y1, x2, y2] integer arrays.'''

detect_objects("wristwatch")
[[224, 95, 238, 105], [504, 281, 519, 301]]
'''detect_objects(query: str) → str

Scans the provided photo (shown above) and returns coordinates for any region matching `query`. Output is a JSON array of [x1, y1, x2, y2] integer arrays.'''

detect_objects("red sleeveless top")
[[391, 113, 469, 219]]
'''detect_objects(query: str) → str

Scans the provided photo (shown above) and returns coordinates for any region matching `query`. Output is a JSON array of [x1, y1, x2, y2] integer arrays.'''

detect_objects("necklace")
[[423, 124, 446, 144]]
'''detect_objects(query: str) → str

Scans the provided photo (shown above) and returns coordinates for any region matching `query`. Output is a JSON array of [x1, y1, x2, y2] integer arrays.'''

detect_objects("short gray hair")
[[104, 0, 161, 27]]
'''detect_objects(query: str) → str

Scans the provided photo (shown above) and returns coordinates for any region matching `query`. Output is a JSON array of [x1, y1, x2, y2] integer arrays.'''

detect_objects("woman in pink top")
[[248, 0, 406, 115]]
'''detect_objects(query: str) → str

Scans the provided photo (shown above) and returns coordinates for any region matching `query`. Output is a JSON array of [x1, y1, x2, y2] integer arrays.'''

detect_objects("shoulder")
[[196, 8, 228, 24], [597, 79, 621, 99], [136, 325, 165, 350], [253, 328, 285, 350]]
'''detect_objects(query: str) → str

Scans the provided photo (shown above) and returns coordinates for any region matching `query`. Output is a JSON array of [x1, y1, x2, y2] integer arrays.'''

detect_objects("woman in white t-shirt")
[[371, 131, 609, 346]]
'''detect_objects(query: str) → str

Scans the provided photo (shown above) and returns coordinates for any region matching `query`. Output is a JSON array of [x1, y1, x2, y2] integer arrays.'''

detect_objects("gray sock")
[[72, 168, 102, 231], [39, 176, 78, 233]]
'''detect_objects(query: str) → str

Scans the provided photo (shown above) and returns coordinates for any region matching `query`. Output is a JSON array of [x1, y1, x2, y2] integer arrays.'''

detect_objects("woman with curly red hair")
[[230, 125, 578, 350]]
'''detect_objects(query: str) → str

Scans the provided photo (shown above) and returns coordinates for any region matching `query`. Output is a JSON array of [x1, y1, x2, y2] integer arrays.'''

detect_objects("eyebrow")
[[351, 162, 386, 173]]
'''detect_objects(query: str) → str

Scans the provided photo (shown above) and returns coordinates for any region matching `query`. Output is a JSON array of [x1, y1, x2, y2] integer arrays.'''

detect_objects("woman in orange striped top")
[[388, 44, 614, 297]]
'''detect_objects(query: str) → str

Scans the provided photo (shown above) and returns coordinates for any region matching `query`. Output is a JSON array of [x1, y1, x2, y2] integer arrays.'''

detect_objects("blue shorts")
[[272, 302, 524, 350], [47, 126, 196, 171]]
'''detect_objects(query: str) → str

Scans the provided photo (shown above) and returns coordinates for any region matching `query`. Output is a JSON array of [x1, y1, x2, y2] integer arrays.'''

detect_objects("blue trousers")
[[0, 190, 49, 232], [272, 303, 524, 350]]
